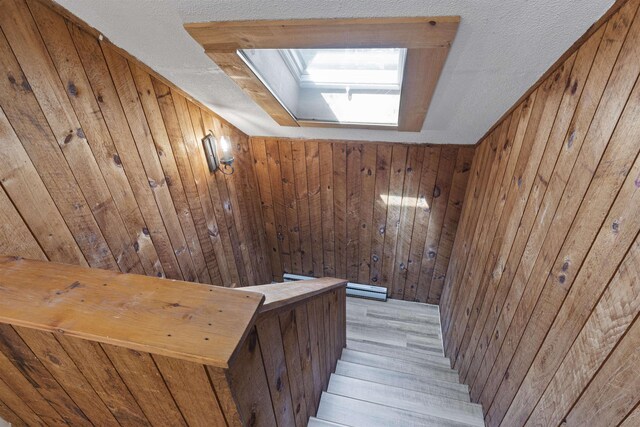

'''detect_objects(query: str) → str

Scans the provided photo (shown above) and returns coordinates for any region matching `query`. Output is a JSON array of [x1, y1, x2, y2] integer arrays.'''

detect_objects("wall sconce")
[[202, 131, 235, 175]]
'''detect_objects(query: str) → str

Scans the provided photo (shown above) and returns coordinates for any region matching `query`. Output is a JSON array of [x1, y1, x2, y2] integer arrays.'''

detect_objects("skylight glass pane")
[[238, 47, 406, 126]]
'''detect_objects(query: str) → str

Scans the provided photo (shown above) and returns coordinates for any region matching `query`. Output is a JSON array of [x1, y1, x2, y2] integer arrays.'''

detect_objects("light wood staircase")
[[309, 297, 485, 427]]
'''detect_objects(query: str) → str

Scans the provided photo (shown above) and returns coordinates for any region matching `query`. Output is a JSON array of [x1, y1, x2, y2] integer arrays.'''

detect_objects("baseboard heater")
[[282, 274, 387, 301]]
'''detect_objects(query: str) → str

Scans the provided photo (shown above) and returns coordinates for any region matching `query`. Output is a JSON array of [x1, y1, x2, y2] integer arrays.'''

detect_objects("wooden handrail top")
[[0, 257, 264, 368], [247, 277, 348, 314]]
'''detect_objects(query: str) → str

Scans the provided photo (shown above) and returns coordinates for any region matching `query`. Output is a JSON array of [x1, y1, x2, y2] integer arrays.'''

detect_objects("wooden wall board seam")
[[498, 107, 640, 425], [469, 1, 638, 399], [484, 13, 640, 421], [524, 241, 640, 426], [455, 49, 584, 376], [26, 0, 163, 278], [441, 1, 640, 424], [251, 137, 474, 304], [460, 23, 607, 386]]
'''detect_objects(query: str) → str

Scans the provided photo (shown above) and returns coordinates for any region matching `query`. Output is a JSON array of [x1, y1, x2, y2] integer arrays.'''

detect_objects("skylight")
[[238, 48, 407, 126]]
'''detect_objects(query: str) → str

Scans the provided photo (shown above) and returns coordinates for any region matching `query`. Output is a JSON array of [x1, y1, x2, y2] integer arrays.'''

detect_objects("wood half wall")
[[250, 137, 475, 304], [0, 0, 271, 287], [0, 256, 347, 426], [441, 0, 640, 424]]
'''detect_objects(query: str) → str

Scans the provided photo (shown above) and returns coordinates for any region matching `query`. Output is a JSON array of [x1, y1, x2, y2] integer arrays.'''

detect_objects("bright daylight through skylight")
[[238, 48, 407, 126]]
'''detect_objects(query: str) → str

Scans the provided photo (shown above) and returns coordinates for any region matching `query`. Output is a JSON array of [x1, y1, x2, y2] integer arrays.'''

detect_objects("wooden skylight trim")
[[185, 17, 460, 131]]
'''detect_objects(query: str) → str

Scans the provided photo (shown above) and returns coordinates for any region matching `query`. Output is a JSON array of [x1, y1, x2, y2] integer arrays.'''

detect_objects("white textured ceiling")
[[55, 0, 613, 145]]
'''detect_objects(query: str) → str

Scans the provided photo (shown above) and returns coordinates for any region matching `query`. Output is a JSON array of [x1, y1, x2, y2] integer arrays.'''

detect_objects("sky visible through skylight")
[[239, 47, 407, 126]]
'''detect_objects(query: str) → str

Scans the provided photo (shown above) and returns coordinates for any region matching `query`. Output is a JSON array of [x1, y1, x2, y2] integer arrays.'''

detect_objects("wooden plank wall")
[[0, 0, 271, 287], [251, 137, 475, 304], [440, 0, 640, 425], [234, 286, 347, 427], [0, 326, 235, 427], [0, 255, 347, 427], [0, 274, 346, 427]]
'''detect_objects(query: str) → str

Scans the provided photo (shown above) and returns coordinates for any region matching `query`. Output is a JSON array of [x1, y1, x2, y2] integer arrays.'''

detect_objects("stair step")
[[346, 315, 441, 337], [346, 339, 448, 366], [347, 324, 444, 354], [317, 392, 478, 427], [347, 296, 440, 316], [308, 417, 348, 426], [343, 357, 458, 383], [341, 348, 452, 375], [347, 299, 441, 325], [335, 360, 470, 401], [328, 374, 484, 426]]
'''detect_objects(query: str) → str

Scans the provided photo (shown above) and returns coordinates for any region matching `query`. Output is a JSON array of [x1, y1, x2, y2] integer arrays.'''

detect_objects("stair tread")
[[346, 339, 446, 364], [341, 348, 453, 375], [317, 392, 481, 427], [335, 360, 470, 401], [346, 328, 443, 356], [347, 297, 440, 316], [309, 417, 348, 427], [328, 374, 484, 426], [342, 357, 457, 382], [346, 317, 442, 340]]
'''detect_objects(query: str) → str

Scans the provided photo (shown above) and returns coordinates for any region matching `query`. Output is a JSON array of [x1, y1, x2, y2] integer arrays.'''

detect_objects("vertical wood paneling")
[[389, 146, 424, 299], [346, 143, 363, 282], [442, 1, 640, 425], [101, 344, 187, 426], [252, 138, 284, 280], [0, 324, 90, 425], [183, 99, 244, 286], [279, 309, 309, 426], [267, 138, 292, 274], [403, 146, 441, 301], [0, 0, 271, 288], [369, 144, 393, 286], [416, 145, 457, 302], [0, 25, 112, 271], [256, 315, 296, 427], [428, 146, 474, 304], [319, 142, 336, 277], [280, 140, 303, 274], [357, 144, 377, 283], [380, 145, 408, 289], [251, 138, 474, 304], [333, 142, 348, 279], [55, 335, 149, 426], [292, 143, 314, 276], [129, 63, 211, 284], [12, 327, 118, 425], [306, 141, 324, 278]]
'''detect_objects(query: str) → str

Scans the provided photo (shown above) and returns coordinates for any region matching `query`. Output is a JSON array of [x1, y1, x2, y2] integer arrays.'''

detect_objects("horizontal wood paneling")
[[441, 0, 640, 425], [251, 137, 474, 304], [0, 0, 271, 287]]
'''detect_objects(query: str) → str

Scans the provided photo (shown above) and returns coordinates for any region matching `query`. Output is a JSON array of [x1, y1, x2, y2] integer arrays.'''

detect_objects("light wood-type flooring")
[[310, 297, 485, 426]]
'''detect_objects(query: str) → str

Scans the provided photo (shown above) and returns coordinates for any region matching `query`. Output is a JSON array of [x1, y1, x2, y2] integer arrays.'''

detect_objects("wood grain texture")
[[186, 17, 458, 131], [0, 0, 272, 288], [240, 286, 346, 427], [0, 257, 263, 367], [441, 1, 640, 425], [251, 138, 474, 304], [0, 256, 345, 427]]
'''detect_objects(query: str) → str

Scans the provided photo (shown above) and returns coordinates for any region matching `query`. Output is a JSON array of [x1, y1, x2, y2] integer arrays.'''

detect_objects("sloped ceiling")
[[55, 0, 613, 144]]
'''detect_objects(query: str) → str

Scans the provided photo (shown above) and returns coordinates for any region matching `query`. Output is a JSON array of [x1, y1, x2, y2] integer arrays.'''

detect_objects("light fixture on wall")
[[202, 131, 235, 174]]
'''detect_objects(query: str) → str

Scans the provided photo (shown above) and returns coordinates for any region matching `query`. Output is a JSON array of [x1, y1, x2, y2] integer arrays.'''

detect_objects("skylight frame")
[[238, 47, 407, 126], [185, 17, 460, 131], [278, 48, 408, 90]]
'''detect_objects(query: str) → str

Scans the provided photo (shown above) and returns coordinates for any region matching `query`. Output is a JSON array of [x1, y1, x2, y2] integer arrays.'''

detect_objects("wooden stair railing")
[[0, 256, 347, 426]]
